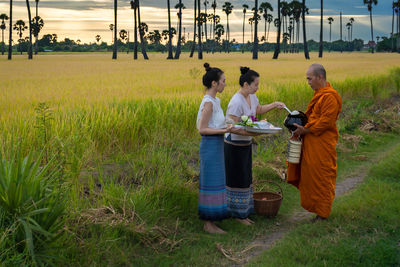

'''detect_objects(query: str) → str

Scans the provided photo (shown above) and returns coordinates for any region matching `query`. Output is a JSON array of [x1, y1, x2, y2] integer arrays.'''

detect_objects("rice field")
[[1, 52, 400, 265], [1, 52, 400, 156]]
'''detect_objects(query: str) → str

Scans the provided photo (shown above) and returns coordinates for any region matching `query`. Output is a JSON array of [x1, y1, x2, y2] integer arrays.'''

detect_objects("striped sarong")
[[198, 135, 229, 221], [224, 135, 254, 219]]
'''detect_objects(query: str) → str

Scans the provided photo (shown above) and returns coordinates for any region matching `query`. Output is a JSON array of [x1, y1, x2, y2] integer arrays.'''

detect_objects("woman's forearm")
[[199, 127, 227, 135]]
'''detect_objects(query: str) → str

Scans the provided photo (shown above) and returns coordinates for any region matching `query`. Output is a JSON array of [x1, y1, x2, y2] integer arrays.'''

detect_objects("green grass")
[[249, 141, 400, 267]]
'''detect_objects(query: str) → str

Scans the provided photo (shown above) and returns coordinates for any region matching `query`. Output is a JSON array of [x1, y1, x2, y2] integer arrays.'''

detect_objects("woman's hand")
[[225, 124, 234, 133], [274, 102, 286, 109]]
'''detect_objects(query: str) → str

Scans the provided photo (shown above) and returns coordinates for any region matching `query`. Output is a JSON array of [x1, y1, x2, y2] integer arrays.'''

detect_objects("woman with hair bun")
[[196, 63, 233, 234], [224, 67, 285, 225]]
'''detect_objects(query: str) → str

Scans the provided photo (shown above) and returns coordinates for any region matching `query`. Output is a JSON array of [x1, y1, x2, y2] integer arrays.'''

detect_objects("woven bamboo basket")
[[253, 180, 283, 217]]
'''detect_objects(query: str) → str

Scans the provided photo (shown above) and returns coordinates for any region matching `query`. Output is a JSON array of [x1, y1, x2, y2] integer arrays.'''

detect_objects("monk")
[[287, 64, 342, 222]]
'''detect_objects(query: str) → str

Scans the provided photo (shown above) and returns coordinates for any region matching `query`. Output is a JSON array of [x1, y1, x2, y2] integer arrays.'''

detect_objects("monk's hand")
[[293, 123, 310, 136]]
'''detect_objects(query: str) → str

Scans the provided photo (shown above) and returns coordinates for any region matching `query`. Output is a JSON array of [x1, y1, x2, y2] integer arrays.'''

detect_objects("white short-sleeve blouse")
[[226, 93, 259, 141], [196, 95, 226, 130]]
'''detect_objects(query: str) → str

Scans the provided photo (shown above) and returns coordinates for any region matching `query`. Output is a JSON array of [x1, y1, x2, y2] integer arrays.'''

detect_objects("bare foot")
[[203, 221, 226, 234], [246, 218, 255, 224], [235, 218, 253, 226]]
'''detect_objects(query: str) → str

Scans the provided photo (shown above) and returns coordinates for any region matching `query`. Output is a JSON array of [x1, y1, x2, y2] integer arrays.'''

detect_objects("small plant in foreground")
[[0, 148, 66, 265]]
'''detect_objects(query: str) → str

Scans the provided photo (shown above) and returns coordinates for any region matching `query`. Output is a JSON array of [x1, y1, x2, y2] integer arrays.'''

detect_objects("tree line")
[[1, 0, 400, 60]]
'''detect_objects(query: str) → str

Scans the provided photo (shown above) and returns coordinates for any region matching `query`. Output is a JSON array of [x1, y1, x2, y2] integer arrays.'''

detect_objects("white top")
[[196, 95, 226, 130], [226, 93, 259, 141]]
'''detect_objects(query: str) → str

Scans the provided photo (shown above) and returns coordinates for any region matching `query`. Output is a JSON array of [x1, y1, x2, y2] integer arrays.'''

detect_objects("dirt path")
[[227, 160, 386, 266]]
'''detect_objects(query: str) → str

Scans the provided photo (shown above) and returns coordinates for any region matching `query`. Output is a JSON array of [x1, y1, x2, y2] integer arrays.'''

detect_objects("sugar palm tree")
[[24, 0, 33, 59], [363, 0, 378, 53], [13, 20, 27, 55], [166, 0, 174, 59], [349, 17, 355, 41], [249, 17, 254, 42], [253, 0, 260, 59], [242, 4, 249, 52], [130, 0, 138, 59], [260, 2, 273, 45], [34, 0, 40, 54], [215, 23, 224, 51], [266, 14, 273, 42], [302, 0, 310, 59], [174, 1, 185, 59], [95, 35, 101, 44], [197, 0, 203, 58], [0, 14, 8, 55], [318, 0, 323, 58], [8, 0, 12, 59], [273, 0, 281, 59], [31, 15, 43, 54], [327, 17, 334, 42], [395, 1, 400, 52], [203, 1, 209, 41], [212, 0, 217, 41], [346, 22, 351, 42], [119, 29, 128, 46], [137, 0, 149, 59], [190, 0, 197, 57], [112, 0, 117, 59], [222, 2, 233, 52], [109, 24, 114, 44]]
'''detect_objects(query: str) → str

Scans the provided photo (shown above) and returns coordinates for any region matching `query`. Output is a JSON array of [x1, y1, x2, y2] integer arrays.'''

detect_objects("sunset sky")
[[0, 0, 396, 44]]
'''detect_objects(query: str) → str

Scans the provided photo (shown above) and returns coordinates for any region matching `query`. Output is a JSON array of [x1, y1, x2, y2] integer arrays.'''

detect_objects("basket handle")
[[253, 180, 283, 198]]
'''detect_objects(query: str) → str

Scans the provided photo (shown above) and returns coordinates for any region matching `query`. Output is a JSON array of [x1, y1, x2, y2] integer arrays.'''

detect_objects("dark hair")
[[239, 67, 260, 87], [202, 63, 224, 89]]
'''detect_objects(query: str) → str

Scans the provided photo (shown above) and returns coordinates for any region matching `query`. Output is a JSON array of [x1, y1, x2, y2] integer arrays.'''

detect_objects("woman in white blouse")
[[224, 67, 285, 225], [196, 63, 234, 234]]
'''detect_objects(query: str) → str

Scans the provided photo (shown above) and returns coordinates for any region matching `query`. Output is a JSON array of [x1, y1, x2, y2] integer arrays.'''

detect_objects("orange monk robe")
[[287, 82, 342, 218]]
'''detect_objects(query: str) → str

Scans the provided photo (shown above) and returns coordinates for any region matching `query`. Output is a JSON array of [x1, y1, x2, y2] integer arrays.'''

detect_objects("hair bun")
[[204, 63, 211, 72], [240, 67, 250, 75]]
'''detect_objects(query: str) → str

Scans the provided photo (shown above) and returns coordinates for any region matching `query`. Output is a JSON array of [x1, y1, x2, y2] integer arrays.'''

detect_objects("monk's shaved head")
[[309, 64, 327, 80]]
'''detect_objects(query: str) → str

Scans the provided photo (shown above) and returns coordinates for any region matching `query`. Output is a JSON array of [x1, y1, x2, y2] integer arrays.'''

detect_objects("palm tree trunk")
[[267, 21, 271, 42], [397, 8, 400, 53], [369, 8, 374, 53], [26, 0, 33, 59], [391, 1, 394, 52], [273, 0, 281, 59], [1, 29, 4, 55], [174, 0, 183, 59], [227, 15, 230, 53], [318, 0, 323, 58], [190, 0, 197, 57], [8, 0, 12, 60], [134, 6, 138, 59], [137, 0, 148, 59], [242, 12, 245, 53], [253, 0, 259, 59], [34, 1, 38, 54], [204, 2, 208, 44], [350, 25, 353, 41], [213, 5, 216, 53], [302, 0, 310, 59], [112, 0, 117, 59], [197, 0, 203, 59], [167, 0, 173, 59]]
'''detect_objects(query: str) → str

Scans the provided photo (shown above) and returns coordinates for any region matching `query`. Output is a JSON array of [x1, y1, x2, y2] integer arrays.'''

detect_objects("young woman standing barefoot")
[[224, 67, 285, 226], [197, 63, 233, 234]]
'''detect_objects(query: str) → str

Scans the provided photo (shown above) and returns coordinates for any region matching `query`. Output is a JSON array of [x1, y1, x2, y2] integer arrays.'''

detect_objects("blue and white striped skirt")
[[198, 135, 229, 221]]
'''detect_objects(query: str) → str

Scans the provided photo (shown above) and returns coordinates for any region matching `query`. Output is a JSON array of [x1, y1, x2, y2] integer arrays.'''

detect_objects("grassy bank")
[[250, 141, 400, 267]]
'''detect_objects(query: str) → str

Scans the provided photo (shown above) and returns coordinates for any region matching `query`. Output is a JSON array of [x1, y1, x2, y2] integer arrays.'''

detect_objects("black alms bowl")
[[284, 111, 308, 132]]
